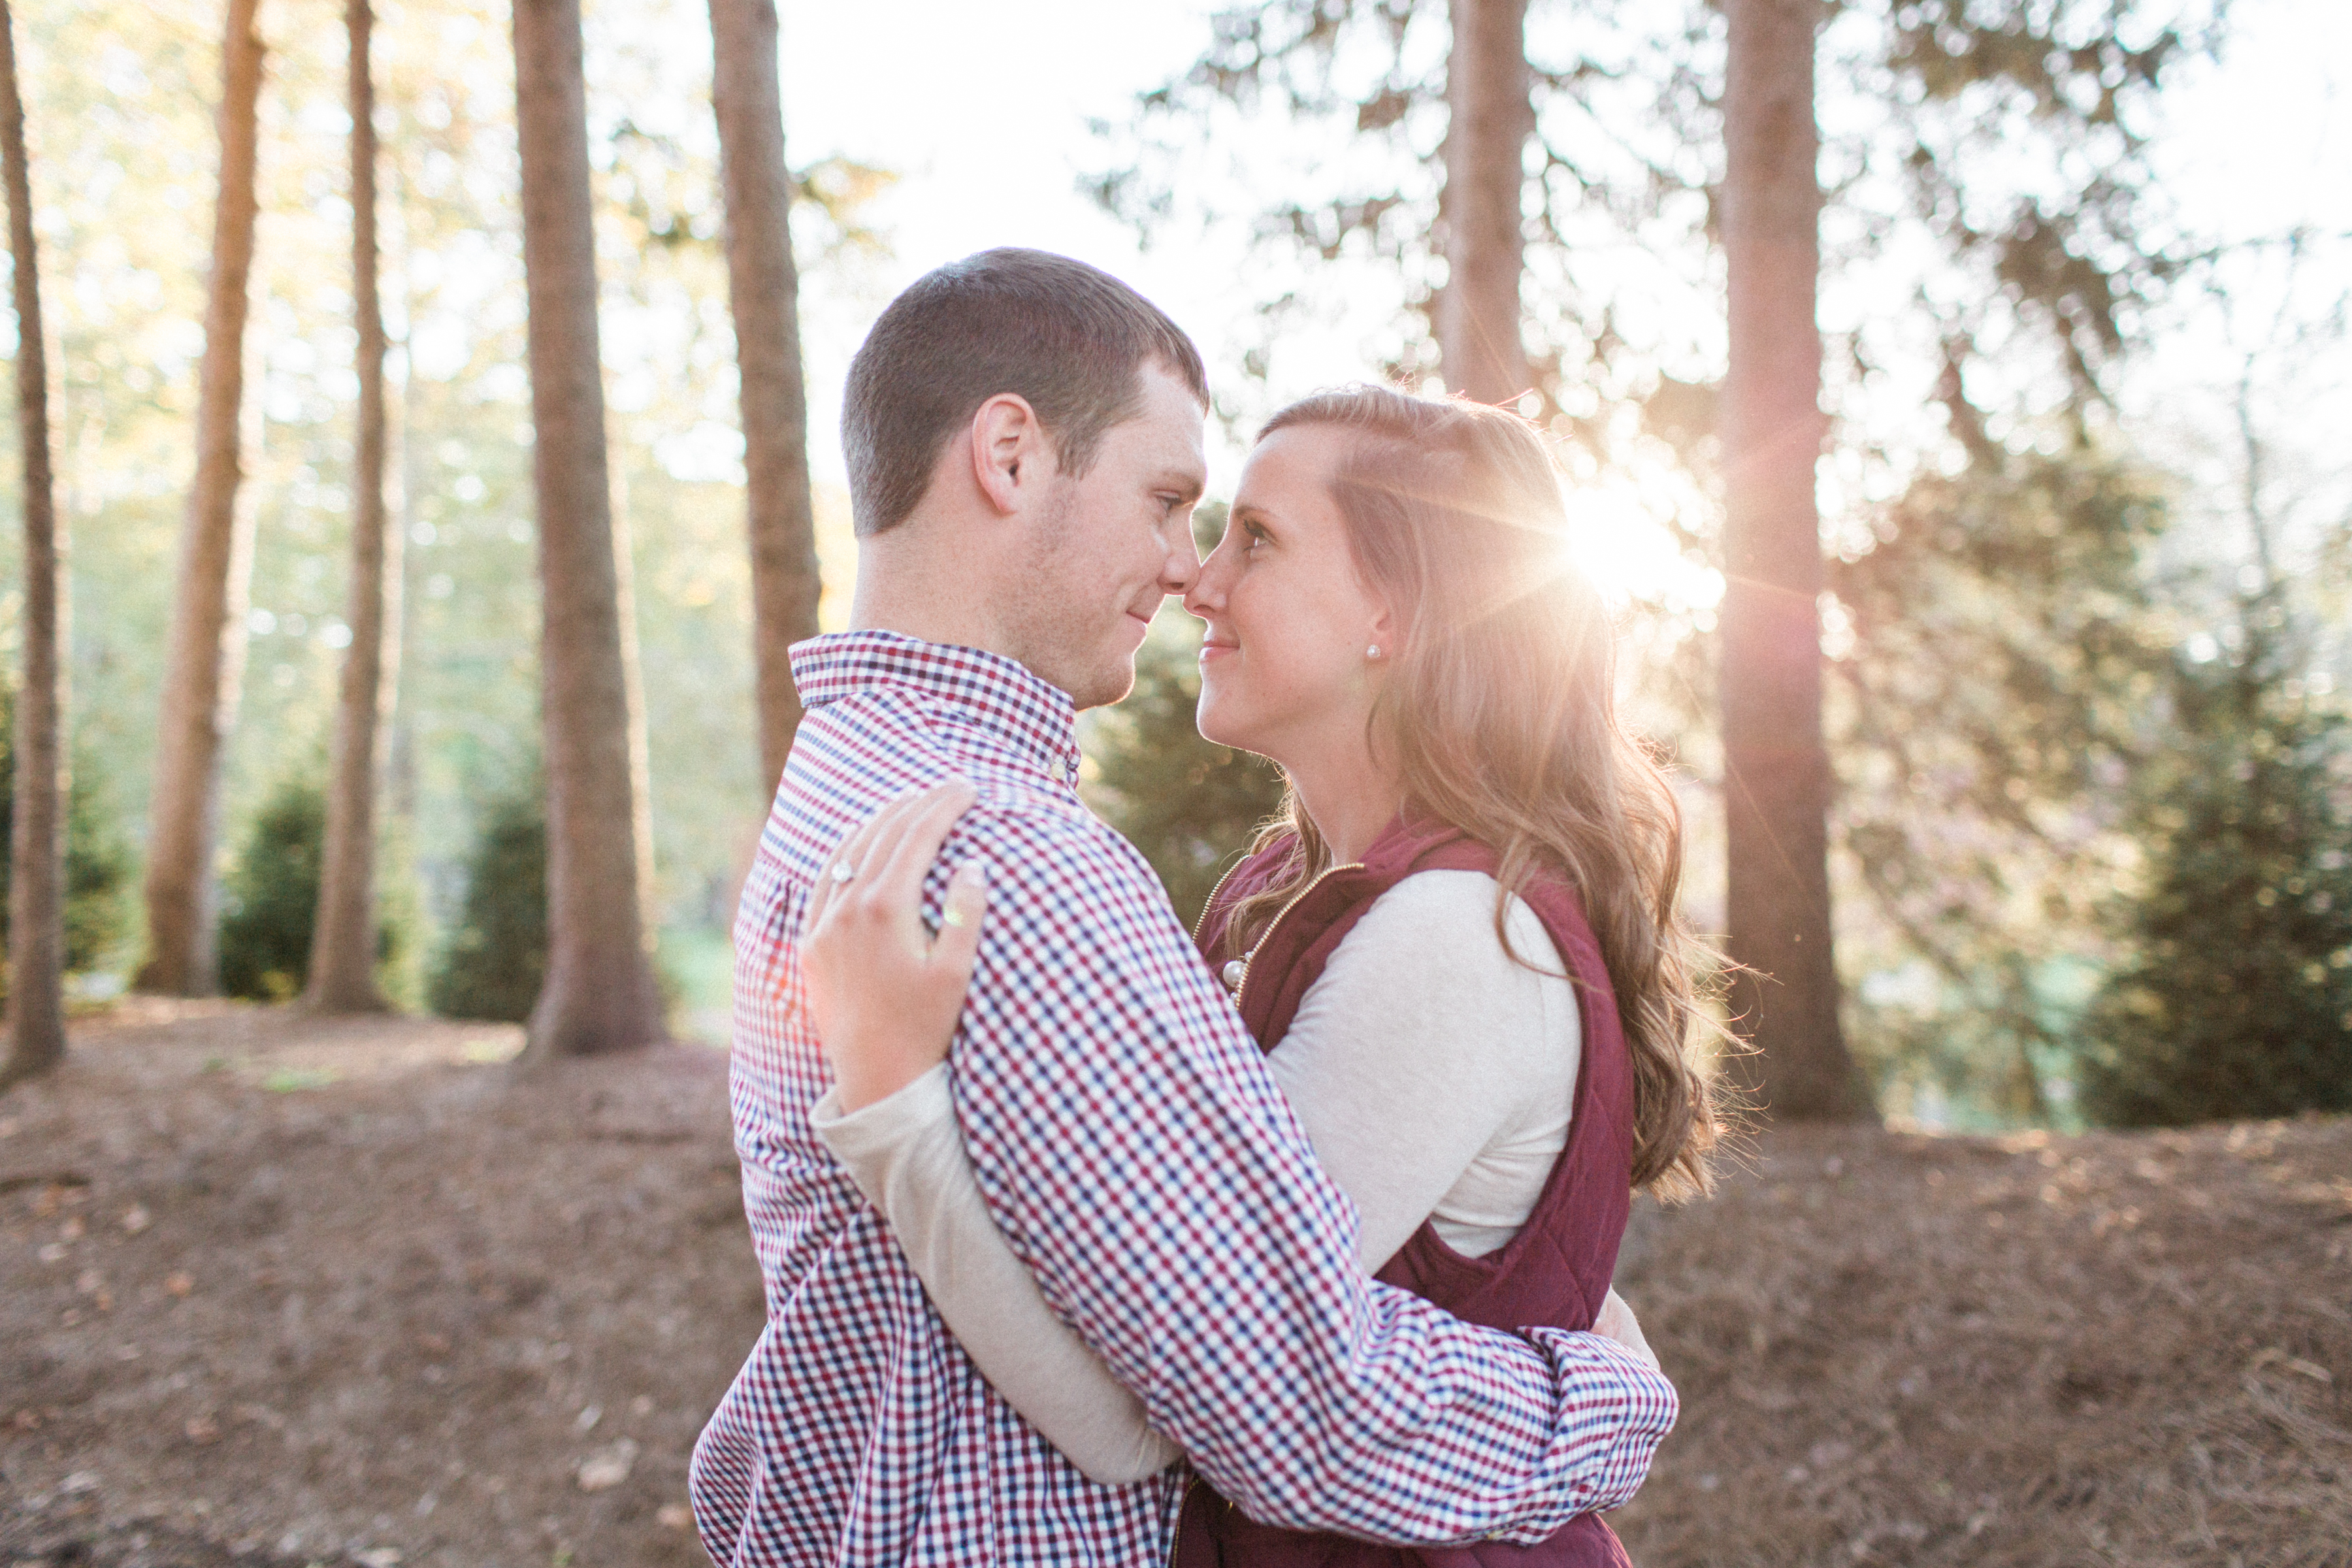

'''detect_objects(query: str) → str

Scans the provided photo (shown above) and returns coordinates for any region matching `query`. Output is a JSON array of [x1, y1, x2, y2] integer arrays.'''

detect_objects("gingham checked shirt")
[[691, 630, 1678, 1567]]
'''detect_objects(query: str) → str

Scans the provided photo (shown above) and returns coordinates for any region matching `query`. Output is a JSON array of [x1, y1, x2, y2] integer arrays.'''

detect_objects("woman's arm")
[[811, 1065, 1182, 1484], [796, 787, 1179, 1483]]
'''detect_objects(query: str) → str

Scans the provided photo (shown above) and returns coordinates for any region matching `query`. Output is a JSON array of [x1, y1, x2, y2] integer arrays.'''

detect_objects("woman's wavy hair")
[[1220, 385, 1730, 1201]]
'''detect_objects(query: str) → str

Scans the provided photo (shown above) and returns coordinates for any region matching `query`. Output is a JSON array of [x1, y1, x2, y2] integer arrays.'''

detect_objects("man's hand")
[[798, 781, 987, 1112], [1593, 1288, 1658, 1371]]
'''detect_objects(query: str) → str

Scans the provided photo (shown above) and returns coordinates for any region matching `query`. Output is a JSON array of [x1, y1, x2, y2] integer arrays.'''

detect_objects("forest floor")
[[2, 1000, 2347, 1568]]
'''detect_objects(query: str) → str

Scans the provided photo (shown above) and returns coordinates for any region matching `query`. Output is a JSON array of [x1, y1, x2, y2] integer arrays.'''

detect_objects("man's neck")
[[847, 524, 1009, 657]]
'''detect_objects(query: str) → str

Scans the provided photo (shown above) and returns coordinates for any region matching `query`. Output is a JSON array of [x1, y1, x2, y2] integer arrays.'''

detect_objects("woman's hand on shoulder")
[[798, 781, 988, 1112]]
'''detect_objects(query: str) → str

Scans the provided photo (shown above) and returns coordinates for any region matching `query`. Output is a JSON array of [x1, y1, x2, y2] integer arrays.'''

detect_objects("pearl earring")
[[1366, 644, 1382, 660]]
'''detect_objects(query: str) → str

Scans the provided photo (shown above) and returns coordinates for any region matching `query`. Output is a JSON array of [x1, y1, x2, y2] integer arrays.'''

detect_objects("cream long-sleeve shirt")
[[811, 868, 1583, 1484]]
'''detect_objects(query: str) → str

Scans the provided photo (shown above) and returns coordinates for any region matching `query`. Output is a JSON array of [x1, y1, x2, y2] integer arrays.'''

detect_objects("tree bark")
[[1435, 0, 1531, 406], [512, 0, 664, 1058], [0, 0, 65, 1087], [302, 0, 399, 1013], [1719, 0, 1871, 1120], [709, 0, 820, 801], [136, 0, 265, 998]]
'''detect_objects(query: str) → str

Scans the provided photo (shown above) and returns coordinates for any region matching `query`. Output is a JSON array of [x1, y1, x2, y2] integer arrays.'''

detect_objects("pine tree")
[[427, 787, 548, 1024], [2077, 617, 2352, 1126]]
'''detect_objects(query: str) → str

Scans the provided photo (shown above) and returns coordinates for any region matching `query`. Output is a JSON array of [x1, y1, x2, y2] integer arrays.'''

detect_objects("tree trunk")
[[302, 0, 399, 1013], [709, 0, 821, 801], [136, 0, 265, 998], [512, 0, 664, 1058], [1719, 0, 1871, 1121], [1435, 0, 1530, 406], [0, 0, 65, 1087]]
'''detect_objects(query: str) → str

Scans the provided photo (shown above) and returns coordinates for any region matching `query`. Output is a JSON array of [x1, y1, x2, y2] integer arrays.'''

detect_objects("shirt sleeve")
[[937, 808, 1674, 1543], [1272, 870, 1580, 1270], [811, 1064, 1183, 1485]]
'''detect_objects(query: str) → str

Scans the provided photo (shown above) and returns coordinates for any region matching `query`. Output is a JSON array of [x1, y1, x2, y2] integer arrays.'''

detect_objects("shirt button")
[[1220, 960, 1245, 990]]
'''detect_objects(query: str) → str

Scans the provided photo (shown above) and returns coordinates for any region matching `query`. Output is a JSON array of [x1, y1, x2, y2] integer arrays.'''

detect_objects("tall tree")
[[302, 0, 399, 1013], [1719, 0, 1867, 1120], [708, 0, 821, 800], [0, 0, 64, 1087], [512, 0, 664, 1058], [136, 0, 265, 997], [1435, 0, 1531, 404]]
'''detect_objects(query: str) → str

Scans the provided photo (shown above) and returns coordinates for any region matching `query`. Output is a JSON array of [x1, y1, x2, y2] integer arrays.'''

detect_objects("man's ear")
[[969, 393, 1047, 517]]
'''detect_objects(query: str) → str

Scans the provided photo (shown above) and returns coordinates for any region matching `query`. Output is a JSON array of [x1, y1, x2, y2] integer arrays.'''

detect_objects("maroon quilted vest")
[[1175, 815, 1636, 1568]]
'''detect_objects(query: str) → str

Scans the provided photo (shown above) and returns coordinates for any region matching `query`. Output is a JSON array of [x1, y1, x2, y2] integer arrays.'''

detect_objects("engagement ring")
[[830, 860, 857, 884]]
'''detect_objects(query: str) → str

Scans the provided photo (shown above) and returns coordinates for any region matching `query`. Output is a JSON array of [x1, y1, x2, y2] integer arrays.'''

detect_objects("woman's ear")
[[969, 393, 1044, 516]]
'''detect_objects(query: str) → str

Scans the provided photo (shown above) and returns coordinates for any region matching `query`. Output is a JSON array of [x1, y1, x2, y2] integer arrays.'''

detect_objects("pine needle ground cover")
[[1614, 1120, 2350, 1567], [2, 1004, 2345, 1567]]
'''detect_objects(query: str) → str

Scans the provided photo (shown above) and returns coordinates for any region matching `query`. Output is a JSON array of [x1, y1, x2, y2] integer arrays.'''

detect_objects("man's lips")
[[1199, 634, 1237, 662]]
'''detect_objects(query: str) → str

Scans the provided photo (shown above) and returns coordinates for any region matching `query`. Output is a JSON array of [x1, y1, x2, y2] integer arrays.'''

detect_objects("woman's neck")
[[1282, 740, 1402, 866]]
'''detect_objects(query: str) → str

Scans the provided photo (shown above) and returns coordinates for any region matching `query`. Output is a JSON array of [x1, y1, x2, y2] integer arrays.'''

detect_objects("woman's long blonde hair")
[[1222, 386, 1727, 1201]]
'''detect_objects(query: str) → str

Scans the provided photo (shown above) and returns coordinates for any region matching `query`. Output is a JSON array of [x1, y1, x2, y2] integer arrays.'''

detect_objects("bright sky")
[[770, 0, 2352, 566]]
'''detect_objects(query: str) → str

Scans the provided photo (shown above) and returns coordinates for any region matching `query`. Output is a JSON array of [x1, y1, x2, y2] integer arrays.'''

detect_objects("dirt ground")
[[4, 1001, 2347, 1568]]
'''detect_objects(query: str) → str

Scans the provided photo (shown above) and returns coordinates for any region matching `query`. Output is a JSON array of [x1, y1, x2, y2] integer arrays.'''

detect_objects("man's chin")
[[1068, 655, 1139, 713]]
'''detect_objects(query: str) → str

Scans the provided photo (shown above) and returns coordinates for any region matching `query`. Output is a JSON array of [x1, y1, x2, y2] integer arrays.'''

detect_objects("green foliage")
[[2076, 617, 2352, 1127], [218, 774, 328, 1002], [427, 786, 548, 1024], [1827, 444, 2176, 1120], [1083, 599, 1286, 931], [1091, 0, 2223, 421], [214, 759, 426, 1005], [0, 685, 136, 978]]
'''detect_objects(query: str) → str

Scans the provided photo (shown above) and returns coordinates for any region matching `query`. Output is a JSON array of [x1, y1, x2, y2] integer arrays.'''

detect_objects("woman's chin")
[[1193, 697, 1246, 753]]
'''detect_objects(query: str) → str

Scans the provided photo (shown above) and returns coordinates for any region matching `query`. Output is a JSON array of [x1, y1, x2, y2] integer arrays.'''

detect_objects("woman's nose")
[[1183, 547, 1230, 616]]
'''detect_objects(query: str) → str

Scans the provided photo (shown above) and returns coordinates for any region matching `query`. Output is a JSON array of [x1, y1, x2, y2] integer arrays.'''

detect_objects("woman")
[[799, 386, 1725, 1563]]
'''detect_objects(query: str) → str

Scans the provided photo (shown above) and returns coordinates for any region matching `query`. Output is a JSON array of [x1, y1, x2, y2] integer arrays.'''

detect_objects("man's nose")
[[1158, 527, 1202, 598]]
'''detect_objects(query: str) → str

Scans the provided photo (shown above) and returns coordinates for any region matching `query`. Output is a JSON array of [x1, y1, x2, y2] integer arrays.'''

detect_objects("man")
[[691, 248, 1674, 1565]]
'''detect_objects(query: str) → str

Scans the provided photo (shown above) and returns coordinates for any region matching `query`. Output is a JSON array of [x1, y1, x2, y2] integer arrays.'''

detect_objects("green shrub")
[[214, 761, 425, 1005], [218, 774, 328, 1001], [0, 686, 136, 979], [2076, 627, 2352, 1126], [427, 786, 547, 1022]]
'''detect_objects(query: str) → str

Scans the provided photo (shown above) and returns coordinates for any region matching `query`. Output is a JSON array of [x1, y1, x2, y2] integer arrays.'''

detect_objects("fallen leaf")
[[354, 1548, 402, 1568], [185, 1415, 220, 1443], [576, 1438, 639, 1493], [657, 1503, 693, 1530], [120, 1204, 152, 1235], [165, 1271, 195, 1298], [59, 1471, 100, 1496]]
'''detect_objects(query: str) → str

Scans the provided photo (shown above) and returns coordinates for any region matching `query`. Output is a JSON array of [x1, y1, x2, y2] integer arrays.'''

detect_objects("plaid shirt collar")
[[790, 629, 1083, 789]]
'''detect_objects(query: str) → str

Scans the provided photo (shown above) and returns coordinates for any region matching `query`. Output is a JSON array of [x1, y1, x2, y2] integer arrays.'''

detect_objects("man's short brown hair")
[[842, 249, 1209, 537]]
